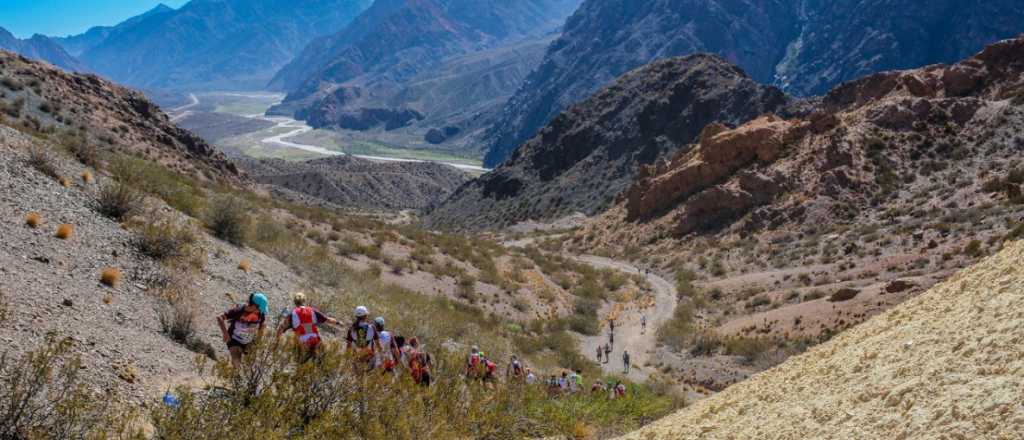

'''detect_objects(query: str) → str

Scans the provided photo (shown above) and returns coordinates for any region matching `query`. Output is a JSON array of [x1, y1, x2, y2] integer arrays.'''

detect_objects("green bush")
[[205, 195, 249, 245], [96, 182, 144, 220], [131, 215, 201, 264], [656, 302, 695, 351]]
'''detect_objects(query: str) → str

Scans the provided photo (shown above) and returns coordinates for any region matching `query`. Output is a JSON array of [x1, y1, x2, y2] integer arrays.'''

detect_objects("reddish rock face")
[[625, 115, 802, 222]]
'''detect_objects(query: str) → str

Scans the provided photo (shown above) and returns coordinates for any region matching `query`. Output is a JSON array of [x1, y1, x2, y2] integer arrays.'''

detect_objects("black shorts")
[[419, 372, 431, 386], [227, 338, 252, 353]]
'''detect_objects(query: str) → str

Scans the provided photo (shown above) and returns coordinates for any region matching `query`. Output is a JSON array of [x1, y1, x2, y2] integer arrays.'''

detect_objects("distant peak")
[[149, 3, 175, 14]]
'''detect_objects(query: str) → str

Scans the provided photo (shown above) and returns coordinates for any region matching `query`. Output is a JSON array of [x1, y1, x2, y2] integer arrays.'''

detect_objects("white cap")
[[354, 306, 369, 317], [374, 316, 385, 327]]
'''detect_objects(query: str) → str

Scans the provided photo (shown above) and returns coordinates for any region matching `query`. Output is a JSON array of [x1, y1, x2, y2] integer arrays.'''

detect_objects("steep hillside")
[[267, 0, 580, 141], [77, 0, 372, 91], [426, 55, 799, 230], [481, 0, 1024, 167], [235, 155, 471, 211], [0, 28, 88, 72], [0, 50, 239, 180], [618, 238, 1024, 439]]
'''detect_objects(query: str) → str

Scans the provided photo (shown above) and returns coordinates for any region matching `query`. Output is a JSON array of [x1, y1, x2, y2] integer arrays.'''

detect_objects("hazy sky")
[[0, 0, 189, 38]]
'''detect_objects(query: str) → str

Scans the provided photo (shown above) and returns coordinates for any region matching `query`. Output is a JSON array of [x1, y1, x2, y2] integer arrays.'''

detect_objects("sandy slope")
[[618, 240, 1024, 439]]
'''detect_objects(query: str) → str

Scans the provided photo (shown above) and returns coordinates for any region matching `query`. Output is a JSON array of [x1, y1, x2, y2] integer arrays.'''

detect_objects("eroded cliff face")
[[616, 36, 1024, 238]]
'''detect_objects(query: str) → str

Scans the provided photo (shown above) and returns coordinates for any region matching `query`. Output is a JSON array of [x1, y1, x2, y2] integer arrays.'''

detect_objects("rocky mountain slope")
[[267, 0, 579, 144], [0, 50, 239, 180], [618, 238, 1024, 439], [76, 0, 372, 91], [426, 55, 800, 230], [235, 155, 470, 211], [0, 28, 88, 72], [481, 0, 1024, 167]]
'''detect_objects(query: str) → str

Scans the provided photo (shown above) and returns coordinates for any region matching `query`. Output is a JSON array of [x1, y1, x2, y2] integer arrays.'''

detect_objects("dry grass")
[[25, 212, 42, 228], [58, 176, 70, 188], [238, 259, 252, 272], [100, 267, 121, 287], [55, 224, 73, 239], [102, 294, 113, 305], [26, 147, 59, 180], [96, 182, 143, 220], [81, 170, 93, 184]]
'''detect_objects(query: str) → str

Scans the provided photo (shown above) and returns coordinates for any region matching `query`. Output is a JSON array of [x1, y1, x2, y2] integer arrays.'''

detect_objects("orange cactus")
[[25, 212, 42, 228], [100, 267, 122, 287], [55, 224, 74, 239]]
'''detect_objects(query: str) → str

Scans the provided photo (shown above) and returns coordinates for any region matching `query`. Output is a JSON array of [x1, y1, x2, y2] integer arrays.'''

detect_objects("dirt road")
[[575, 255, 678, 382]]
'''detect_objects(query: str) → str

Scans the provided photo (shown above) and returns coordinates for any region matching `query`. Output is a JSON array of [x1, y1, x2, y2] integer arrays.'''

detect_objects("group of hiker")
[[217, 292, 433, 386], [216, 291, 630, 398], [595, 316, 637, 375]]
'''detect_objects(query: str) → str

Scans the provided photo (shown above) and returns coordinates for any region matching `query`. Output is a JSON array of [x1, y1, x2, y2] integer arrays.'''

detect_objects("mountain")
[[0, 50, 238, 180], [267, 0, 580, 140], [77, 0, 373, 91], [235, 155, 471, 211], [481, 0, 1024, 167], [53, 3, 174, 56], [617, 237, 1024, 439], [425, 55, 800, 230], [0, 28, 88, 72]]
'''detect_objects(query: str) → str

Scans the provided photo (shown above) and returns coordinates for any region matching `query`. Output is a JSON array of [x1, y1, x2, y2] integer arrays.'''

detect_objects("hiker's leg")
[[229, 346, 243, 369]]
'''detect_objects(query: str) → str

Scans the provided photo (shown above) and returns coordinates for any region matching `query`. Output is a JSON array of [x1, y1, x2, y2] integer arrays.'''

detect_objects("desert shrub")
[[110, 155, 207, 217], [154, 283, 214, 359], [26, 147, 59, 180], [828, 288, 860, 302], [100, 267, 122, 287], [80, 169, 93, 184], [690, 331, 723, 356], [131, 215, 202, 265], [205, 195, 249, 245], [238, 259, 252, 272], [568, 298, 600, 336], [24, 212, 42, 228], [70, 141, 100, 168], [803, 290, 826, 301], [0, 335, 121, 439], [723, 336, 772, 364], [55, 223, 73, 239], [962, 239, 984, 258], [96, 182, 143, 220], [745, 295, 772, 309], [656, 302, 694, 351]]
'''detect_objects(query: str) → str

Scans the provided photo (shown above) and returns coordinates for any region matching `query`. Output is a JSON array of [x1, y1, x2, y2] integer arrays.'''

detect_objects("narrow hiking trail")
[[574, 255, 678, 383]]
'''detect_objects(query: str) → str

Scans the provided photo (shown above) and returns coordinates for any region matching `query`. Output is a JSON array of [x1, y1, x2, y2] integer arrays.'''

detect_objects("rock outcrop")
[[607, 36, 1024, 238]]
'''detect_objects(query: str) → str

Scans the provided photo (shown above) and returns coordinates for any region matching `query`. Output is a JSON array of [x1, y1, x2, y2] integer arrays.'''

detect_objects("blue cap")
[[250, 292, 269, 316]]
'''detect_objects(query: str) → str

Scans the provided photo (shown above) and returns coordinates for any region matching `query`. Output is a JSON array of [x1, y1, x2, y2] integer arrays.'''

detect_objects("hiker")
[[345, 306, 381, 369], [481, 354, 499, 385], [641, 314, 647, 335], [217, 292, 268, 369], [614, 381, 627, 398], [559, 371, 570, 392], [609, 329, 615, 347], [525, 368, 537, 385], [373, 317, 398, 373], [603, 344, 611, 364], [622, 350, 631, 374], [507, 355, 525, 381], [590, 379, 605, 394], [407, 337, 432, 386], [547, 375, 560, 396], [277, 292, 341, 359], [596, 346, 603, 363], [570, 369, 583, 393], [395, 335, 410, 369], [466, 346, 483, 379]]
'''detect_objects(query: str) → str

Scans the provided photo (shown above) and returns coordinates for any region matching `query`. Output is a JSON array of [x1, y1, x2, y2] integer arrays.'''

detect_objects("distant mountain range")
[[0, 27, 88, 72], [479, 0, 1024, 167], [266, 0, 580, 147], [62, 0, 372, 91]]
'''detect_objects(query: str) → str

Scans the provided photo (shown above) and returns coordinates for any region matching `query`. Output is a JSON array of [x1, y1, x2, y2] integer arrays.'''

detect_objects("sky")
[[0, 0, 189, 38]]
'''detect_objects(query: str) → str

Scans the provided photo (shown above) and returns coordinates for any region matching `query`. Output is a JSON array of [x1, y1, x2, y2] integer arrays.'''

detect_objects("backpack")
[[350, 321, 372, 349], [409, 350, 429, 382], [291, 306, 321, 348]]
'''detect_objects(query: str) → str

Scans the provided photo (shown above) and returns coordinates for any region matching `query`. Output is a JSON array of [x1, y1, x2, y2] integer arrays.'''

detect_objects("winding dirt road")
[[575, 255, 678, 382]]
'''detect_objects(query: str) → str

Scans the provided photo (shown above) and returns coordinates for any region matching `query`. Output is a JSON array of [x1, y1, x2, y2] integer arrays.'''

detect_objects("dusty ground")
[[617, 239, 1024, 439]]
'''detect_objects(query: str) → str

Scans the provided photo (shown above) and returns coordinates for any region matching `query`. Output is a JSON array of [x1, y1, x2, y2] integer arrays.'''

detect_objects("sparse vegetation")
[[55, 223, 73, 239], [238, 259, 252, 272], [26, 147, 59, 180], [99, 267, 121, 287], [96, 182, 143, 220], [24, 212, 42, 228], [131, 215, 202, 265], [205, 195, 249, 245], [657, 302, 695, 351]]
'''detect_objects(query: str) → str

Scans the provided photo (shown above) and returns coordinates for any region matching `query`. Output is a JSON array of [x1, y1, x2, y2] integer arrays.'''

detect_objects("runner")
[[481, 354, 499, 387], [345, 306, 381, 370], [406, 337, 432, 386], [507, 355, 525, 381], [217, 292, 268, 369], [525, 368, 537, 385], [603, 344, 611, 364], [373, 317, 398, 373], [641, 314, 647, 335], [590, 379, 605, 394], [597, 346, 603, 364], [466, 346, 483, 379], [622, 350, 631, 374], [615, 381, 627, 398], [277, 292, 341, 360]]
